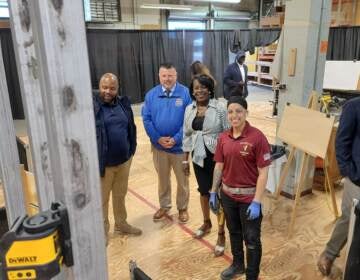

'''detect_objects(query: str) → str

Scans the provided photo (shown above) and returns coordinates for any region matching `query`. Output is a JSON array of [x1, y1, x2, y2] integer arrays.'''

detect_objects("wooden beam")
[[0, 41, 26, 224], [275, 146, 295, 199], [9, 0, 108, 278], [0, 20, 10, 29], [336, 0, 342, 25], [8, 0, 55, 209], [288, 153, 310, 237]]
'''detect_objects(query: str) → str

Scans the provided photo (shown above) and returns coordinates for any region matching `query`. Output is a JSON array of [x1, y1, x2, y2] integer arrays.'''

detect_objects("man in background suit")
[[223, 50, 248, 100]]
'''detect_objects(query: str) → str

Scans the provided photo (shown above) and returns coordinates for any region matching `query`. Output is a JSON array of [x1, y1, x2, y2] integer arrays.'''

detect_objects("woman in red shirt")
[[210, 96, 271, 280]]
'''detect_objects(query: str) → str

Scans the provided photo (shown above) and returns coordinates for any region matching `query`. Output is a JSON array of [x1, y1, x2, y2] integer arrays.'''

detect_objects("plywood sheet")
[[277, 104, 335, 158]]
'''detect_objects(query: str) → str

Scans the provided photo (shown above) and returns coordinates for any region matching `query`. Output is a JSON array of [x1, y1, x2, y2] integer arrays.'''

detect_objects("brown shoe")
[[115, 223, 142, 236], [317, 251, 334, 276], [214, 232, 225, 257], [194, 220, 212, 239], [178, 209, 189, 223], [153, 208, 169, 221]]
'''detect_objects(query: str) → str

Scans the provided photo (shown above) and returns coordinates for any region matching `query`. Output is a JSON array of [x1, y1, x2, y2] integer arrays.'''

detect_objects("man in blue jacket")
[[223, 50, 249, 100], [94, 73, 141, 242], [318, 97, 360, 276], [142, 63, 192, 223]]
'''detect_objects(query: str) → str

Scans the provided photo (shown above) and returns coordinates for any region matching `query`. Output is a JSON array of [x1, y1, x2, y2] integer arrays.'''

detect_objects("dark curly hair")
[[189, 74, 215, 100]]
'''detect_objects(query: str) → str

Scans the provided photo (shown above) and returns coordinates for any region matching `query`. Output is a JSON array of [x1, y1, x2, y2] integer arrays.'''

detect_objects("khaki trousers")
[[325, 177, 360, 259], [101, 157, 132, 235], [152, 146, 189, 210]]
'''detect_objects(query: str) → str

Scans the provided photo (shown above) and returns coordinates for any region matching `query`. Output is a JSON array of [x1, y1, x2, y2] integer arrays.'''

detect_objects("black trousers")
[[221, 190, 262, 280]]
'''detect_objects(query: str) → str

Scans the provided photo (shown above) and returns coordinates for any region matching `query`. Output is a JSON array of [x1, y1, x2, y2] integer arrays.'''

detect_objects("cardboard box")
[[260, 13, 285, 27]]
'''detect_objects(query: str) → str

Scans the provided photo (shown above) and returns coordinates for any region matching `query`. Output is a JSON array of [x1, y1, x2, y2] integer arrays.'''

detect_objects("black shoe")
[[220, 264, 245, 280]]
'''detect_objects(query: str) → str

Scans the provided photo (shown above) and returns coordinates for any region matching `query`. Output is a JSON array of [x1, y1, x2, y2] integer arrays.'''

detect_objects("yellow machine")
[[0, 202, 73, 280]]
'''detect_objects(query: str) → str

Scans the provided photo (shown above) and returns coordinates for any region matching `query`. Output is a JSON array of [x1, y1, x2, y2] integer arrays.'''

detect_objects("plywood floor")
[[105, 101, 345, 280], [0, 101, 345, 280]]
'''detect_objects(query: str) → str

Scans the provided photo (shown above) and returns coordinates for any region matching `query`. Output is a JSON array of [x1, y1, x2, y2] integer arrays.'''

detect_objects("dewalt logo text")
[[8, 256, 37, 264]]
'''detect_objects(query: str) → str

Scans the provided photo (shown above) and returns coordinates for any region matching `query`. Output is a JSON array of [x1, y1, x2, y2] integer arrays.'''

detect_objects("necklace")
[[196, 105, 207, 117]]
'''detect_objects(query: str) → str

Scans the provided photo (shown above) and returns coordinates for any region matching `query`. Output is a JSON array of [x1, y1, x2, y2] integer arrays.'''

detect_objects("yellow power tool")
[[0, 202, 73, 280]]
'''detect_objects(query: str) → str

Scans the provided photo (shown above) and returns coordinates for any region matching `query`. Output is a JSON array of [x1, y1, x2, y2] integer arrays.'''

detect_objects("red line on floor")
[[128, 187, 233, 264]]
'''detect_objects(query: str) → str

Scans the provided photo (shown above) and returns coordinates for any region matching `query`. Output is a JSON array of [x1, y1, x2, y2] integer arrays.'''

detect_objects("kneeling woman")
[[210, 96, 270, 280]]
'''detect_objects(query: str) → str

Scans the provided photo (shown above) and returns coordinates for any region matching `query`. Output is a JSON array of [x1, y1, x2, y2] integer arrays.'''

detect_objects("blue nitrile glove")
[[209, 192, 219, 214], [246, 201, 261, 220]]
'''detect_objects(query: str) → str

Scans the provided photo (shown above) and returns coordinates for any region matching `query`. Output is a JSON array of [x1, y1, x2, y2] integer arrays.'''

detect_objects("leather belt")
[[222, 183, 256, 195]]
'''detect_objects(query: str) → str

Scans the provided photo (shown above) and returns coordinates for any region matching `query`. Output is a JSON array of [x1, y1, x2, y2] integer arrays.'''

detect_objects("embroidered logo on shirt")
[[175, 98, 183, 107], [239, 142, 252, 156]]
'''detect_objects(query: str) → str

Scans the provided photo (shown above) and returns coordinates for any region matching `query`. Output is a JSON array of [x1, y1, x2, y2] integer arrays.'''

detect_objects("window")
[[89, 0, 120, 22], [193, 37, 203, 62], [168, 20, 205, 30], [0, 0, 9, 18]]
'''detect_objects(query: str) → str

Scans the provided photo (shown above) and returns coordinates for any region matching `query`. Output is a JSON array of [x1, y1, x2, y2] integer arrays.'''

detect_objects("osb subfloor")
[[105, 101, 344, 280], [0, 101, 345, 280]]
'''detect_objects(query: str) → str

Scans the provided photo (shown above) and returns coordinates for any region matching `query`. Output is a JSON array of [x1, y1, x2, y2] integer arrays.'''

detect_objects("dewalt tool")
[[0, 202, 73, 280]]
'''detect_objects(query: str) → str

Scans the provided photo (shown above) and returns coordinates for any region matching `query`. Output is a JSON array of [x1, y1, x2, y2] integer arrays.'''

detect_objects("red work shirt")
[[214, 121, 271, 203]]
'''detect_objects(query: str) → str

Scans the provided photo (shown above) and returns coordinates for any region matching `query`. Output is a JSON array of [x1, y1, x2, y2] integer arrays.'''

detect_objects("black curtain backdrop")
[[327, 26, 360, 61], [87, 30, 232, 101], [183, 30, 232, 98], [230, 28, 281, 54], [2, 27, 359, 117]]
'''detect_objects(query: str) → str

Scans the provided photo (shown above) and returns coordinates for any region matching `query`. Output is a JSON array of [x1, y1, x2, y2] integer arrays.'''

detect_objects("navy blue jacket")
[[223, 51, 248, 100], [93, 94, 137, 177], [335, 97, 360, 186]]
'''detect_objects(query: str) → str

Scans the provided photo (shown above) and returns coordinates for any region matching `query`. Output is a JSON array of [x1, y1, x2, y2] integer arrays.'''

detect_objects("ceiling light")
[[140, 3, 193, 10]]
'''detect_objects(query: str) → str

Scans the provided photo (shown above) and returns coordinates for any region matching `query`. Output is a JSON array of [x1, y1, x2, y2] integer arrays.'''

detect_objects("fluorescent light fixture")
[[140, 3, 193, 10], [190, 0, 241, 3]]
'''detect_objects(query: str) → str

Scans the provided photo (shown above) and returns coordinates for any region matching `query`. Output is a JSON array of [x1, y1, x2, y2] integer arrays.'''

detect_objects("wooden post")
[[336, 0, 342, 26], [275, 146, 295, 198], [0, 41, 26, 224], [8, 0, 55, 209], [288, 152, 310, 237], [9, 0, 108, 279], [19, 165, 39, 216], [324, 156, 339, 218]]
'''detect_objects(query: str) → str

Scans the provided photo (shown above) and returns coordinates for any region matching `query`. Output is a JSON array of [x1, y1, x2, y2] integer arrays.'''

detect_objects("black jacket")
[[93, 93, 137, 177], [335, 97, 360, 186], [223, 51, 248, 100]]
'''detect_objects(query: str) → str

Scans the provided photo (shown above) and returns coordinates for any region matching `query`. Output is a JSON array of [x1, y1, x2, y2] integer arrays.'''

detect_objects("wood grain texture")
[[278, 104, 335, 159], [9, 0, 108, 278], [9, 0, 55, 208], [104, 101, 344, 280], [0, 42, 26, 223]]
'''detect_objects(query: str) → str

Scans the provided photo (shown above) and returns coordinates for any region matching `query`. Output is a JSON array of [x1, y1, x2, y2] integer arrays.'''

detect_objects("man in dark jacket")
[[94, 73, 141, 241], [223, 50, 248, 100], [318, 97, 360, 276]]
